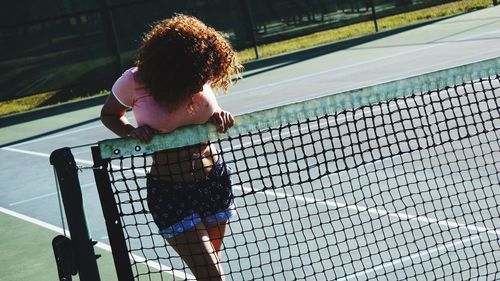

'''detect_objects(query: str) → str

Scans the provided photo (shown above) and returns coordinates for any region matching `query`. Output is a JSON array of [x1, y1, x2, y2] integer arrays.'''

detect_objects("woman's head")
[[136, 14, 242, 110]]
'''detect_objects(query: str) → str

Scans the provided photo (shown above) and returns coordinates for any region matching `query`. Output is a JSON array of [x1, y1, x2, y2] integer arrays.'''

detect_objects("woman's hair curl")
[[136, 14, 242, 110]]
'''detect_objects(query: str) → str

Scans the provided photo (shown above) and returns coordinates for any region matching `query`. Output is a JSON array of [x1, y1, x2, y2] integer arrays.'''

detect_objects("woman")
[[100, 14, 242, 281]]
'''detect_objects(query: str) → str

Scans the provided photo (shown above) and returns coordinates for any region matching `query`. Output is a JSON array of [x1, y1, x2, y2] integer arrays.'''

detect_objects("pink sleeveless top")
[[112, 67, 220, 133]]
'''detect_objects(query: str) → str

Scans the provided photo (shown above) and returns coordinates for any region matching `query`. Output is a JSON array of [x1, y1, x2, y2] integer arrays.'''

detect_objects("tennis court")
[[1, 6, 499, 280]]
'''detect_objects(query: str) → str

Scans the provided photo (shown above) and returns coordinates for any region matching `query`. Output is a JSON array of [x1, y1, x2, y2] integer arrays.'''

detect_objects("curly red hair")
[[136, 14, 242, 110]]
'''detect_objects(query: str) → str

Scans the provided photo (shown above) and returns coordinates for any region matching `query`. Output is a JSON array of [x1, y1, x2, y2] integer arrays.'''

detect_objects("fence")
[[0, 0, 492, 101]]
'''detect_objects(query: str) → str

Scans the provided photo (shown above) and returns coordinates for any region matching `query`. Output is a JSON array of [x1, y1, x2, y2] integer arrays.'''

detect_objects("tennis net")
[[55, 57, 500, 281]]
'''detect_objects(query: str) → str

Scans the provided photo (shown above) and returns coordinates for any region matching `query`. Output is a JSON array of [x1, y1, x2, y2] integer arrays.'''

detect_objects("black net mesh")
[[100, 74, 500, 280]]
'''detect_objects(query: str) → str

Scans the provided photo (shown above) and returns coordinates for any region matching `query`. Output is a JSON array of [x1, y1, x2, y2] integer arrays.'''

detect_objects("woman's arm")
[[100, 94, 155, 143], [100, 94, 134, 137]]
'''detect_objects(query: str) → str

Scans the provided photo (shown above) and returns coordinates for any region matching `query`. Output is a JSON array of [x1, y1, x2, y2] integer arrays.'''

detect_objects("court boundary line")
[[1, 146, 93, 165], [8, 182, 95, 207], [338, 234, 483, 281], [8, 123, 103, 147], [237, 184, 500, 237], [0, 206, 194, 280]]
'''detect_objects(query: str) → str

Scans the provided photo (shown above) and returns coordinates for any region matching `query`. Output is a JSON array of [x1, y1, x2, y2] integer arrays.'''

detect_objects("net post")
[[49, 147, 101, 281], [239, 0, 260, 59], [91, 146, 135, 281], [98, 0, 123, 75]]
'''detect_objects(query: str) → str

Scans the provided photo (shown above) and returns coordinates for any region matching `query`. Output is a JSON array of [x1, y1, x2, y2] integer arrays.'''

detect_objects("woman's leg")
[[206, 220, 228, 260], [167, 222, 225, 281]]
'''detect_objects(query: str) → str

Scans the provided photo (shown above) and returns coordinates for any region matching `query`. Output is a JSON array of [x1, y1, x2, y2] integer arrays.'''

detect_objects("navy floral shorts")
[[146, 159, 235, 239]]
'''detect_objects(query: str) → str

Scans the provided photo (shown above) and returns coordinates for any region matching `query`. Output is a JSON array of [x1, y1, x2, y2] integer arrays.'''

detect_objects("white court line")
[[236, 184, 500, 237], [338, 234, 483, 281], [0, 206, 194, 280], [2, 146, 143, 205], [9, 182, 95, 207], [1, 206, 67, 234], [72, 148, 93, 156], [231, 43, 442, 95], [231, 27, 499, 96], [7, 123, 104, 147], [1, 146, 94, 165]]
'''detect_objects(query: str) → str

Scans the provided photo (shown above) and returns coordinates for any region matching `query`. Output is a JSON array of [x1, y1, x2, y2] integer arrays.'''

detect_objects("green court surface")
[[0, 211, 60, 281], [0, 209, 115, 281], [0, 209, 175, 281]]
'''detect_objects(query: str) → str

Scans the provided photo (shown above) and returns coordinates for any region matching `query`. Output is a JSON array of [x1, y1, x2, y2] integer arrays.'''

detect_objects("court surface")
[[0, 6, 499, 280]]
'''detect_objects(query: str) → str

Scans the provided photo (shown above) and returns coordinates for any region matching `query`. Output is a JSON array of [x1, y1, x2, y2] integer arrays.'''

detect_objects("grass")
[[0, 0, 493, 117], [0, 92, 56, 116], [237, 0, 493, 61], [0, 90, 108, 116]]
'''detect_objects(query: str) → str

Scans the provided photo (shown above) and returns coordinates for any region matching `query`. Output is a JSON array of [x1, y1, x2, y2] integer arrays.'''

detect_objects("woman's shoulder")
[[188, 85, 219, 114], [112, 67, 147, 107], [113, 67, 137, 88], [195, 85, 219, 106], [121, 67, 140, 83], [185, 84, 220, 121]]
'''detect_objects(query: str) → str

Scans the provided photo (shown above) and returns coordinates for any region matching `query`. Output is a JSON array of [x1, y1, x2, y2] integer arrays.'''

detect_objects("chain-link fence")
[[0, 0, 491, 101]]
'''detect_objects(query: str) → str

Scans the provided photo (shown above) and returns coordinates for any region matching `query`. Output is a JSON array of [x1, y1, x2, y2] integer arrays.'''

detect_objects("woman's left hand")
[[210, 110, 235, 133]]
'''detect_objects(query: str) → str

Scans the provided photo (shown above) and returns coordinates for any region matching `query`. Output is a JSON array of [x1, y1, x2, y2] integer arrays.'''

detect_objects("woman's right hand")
[[210, 110, 235, 133], [127, 125, 157, 143]]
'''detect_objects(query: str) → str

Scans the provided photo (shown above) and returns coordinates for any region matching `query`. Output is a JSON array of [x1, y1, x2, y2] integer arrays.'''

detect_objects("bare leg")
[[167, 222, 225, 281], [206, 220, 228, 260]]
